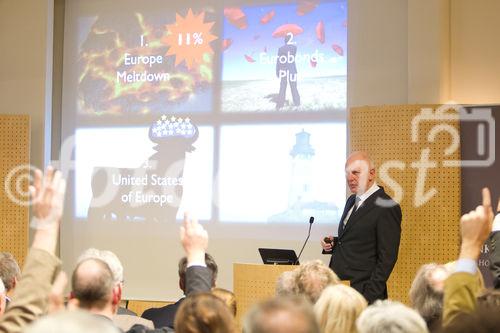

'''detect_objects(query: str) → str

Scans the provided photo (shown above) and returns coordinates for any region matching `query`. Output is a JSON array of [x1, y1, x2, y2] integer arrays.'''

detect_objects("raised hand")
[[29, 166, 66, 253], [459, 188, 494, 260], [29, 166, 66, 230], [180, 212, 208, 265]]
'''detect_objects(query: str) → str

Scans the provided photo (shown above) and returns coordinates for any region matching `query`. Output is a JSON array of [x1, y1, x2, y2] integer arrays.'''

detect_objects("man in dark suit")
[[321, 152, 402, 303], [141, 253, 217, 329]]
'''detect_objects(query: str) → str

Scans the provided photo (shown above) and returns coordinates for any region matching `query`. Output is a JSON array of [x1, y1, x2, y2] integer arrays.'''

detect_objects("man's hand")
[[29, 166, 66, 254], [459, 188, 494, 260], [180, 212, 208, 265], [29, 166, 66, 230], [48, 271, 68, 314], [321, 235, 334, 252]]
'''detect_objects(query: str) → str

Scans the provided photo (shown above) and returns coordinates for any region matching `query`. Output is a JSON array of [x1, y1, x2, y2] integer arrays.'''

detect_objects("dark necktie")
[[342, 196, 361, 230]]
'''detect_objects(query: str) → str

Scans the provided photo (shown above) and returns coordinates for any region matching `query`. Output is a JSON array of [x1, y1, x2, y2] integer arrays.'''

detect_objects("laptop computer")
[[258, 248, 299, 265]]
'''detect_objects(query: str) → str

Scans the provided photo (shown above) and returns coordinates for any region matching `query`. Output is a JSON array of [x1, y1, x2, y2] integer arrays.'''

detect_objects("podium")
[[233, 263, 296, 327], [233, 263, 351, 328]]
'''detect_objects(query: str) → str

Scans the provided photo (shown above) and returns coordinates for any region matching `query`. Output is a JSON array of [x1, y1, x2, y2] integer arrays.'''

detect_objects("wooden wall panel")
[[350, 105, 461, 304], [0, 115, 30, 267]]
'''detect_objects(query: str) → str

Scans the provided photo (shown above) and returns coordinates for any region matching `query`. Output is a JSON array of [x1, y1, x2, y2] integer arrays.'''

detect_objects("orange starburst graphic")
[[164, 9, 217, 70]]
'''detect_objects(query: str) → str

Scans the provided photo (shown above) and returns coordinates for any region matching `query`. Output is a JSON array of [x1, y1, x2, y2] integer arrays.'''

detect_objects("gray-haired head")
[[0, 252, 21, 292], [294, 260, 340, 303], [409, 263, 450, 329], [71, 258, 116, 310], [356, 300, 428, 333], [243, 296, 319, 333], [0, 279, 6, 316], [78, 248, 124, 286], [25, 310, 120, 333], [276, 270, 297, 296]]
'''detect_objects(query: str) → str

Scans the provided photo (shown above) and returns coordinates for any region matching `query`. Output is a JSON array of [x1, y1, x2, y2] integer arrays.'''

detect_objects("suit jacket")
[[114, 314, 154, 331], [488, 231, 500, 289], [442, 272, 479, 327], [0, 248, 61, 333], [141, 265, 213, 329], [328, 187, 401, 303]]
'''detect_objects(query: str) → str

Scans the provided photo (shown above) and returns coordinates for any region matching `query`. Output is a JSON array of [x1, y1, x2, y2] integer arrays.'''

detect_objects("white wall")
[[0, 0, 54, 169], [348, 0, 409, 107], [451, 0, 500, 104]]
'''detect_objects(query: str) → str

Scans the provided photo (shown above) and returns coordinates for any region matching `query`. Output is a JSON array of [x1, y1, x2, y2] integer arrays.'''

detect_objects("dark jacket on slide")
[[141, 265, 213, 329]]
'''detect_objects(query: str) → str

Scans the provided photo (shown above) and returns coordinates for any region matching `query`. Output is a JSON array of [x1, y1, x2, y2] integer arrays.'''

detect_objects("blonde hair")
[[295, 260, 340, 303], [212, 287, 237, 316], [314, 285, 367, 333]]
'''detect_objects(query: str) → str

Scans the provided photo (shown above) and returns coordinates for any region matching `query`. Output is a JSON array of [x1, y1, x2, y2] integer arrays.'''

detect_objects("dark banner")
[[460, 105, 499, 287]]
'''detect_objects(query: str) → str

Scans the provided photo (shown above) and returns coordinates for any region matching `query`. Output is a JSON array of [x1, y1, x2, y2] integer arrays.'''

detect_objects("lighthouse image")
[[268, 128, 339, 223], [288, 129, 315, 208]]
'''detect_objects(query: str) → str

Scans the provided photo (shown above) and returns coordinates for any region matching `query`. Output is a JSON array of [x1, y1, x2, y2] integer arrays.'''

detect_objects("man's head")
[[178, 253, 217, 293], [71, 258, 121, 317], [275, 270, 297, 297], [409, 263, 450, 328], [77, 248, 124, 287], [243, 296, 319, 333], [356, 300, 428, 333], [345, 151, 376, 195], [175, 292, 236, 333], [0, 252, 21, 295], [294, 260, 340, 303], [0, 278, 6, 316]]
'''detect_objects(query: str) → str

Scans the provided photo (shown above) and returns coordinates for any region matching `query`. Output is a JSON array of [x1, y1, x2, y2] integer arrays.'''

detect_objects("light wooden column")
[[0, 115, 30, 267]]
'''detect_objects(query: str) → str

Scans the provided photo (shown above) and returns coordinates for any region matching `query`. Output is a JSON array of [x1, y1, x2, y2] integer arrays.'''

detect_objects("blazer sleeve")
[[0, 249, 61, 333], [185, 266, 213, 296], [363, 203, 402, 303], [488, 231, 500, 289], [442, 272, 479, 327]]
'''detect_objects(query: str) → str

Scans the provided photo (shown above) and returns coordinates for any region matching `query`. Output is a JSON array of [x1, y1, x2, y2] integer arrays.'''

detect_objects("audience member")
[[442, 188, 496, 327], [487, 200, 500, 288], [0, 252, 21, 307], [0, 280, 5, 317], [275, 270, 297, 297], [356, 300, 428, 333], [70, 257, 120, 316], [69, 213, 213, 332], [314, 284, 367, 333], [476, 288, 500, 309], [294, 260, 339, 303], [409, 263, 450, 331], [76, 248, 153, 329], [142, 253, 217, 328], [211, 288, 237, 317], [175, 292, 236, 333], [25, 309, 120, 333], [243, 296, 320, 333], [0, 166, 66, 333]]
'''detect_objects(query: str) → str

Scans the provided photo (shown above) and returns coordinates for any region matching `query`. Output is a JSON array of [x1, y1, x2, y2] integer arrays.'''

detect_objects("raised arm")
[[442, 188, 494, 327], [0, 167, 65, 333]]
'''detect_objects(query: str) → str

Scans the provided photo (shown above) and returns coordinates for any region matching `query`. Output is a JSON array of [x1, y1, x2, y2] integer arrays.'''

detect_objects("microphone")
[[295, 216, 314, 265]]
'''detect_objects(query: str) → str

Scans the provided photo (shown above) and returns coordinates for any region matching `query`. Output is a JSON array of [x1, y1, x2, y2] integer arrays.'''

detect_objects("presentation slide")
[[222, 2, 346, 112], [61, 0, 347, 300]]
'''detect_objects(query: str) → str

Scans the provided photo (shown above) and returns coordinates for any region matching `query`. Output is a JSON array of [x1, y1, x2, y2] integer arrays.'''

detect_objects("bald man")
[[321, 152, 402, 303]]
